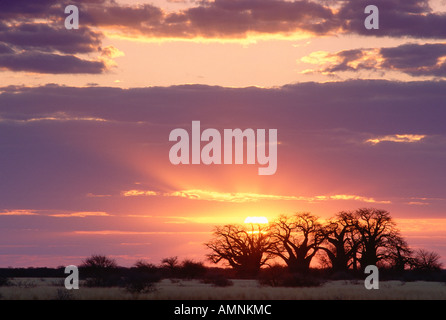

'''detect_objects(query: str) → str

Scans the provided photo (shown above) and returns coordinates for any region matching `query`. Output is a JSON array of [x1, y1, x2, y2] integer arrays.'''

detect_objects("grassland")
[[0, 278, 445, 300]]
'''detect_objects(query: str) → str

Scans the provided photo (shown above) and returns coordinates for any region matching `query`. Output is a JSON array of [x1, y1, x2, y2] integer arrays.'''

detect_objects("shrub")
[[0, 276, 11, 287], [55, 288, 74, 300], [123, 271, 161, 294], [179, 259, 207, 279], [201, 273, 233, 287], [280, 273, 324, 287], [258, 265, 288, 287], [329, 271, 360, 281], [134, 260, 158, 272], [120, 261, 162, 294], [79, 254, 120, 287], [259, 269, 324, 287]]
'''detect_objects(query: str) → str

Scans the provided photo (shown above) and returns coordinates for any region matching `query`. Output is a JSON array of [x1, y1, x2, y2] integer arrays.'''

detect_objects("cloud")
[[0, 112, 109, 123], [1, 80, 445, 212], [166, 189, 299, 202], [407, 201, 430, 205], [302, 43, 446, 78], [0, 42, 14, 54], [380, 43, 446, 77], [121, 188, 391, 204], [0, 209, 38, 216], [121, 190, 159, 197], [1, 0, 445, 76], [2, 0, 446, 55], [337, 0, 446, 39], [0, 1, 116, 74], [366, 134, 427, 145], [73, 230, 209, 235], [0, 51, 107, 74], [86, 193, 112, 198], [396, 218, 446, 234], [76, 0, 446, 40], [0, 24, 103, 54], [0, 209, 112, 218], [82, 0, 336, 40], [48, 211, 111, 218], [323, 195, 391, 204], [0, 0, 60, 19]]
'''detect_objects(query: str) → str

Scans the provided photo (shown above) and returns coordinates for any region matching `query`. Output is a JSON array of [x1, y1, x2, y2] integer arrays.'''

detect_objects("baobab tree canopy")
[[205, 208, 433, 276]]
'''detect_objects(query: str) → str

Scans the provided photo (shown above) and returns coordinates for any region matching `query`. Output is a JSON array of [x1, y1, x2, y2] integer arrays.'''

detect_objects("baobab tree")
[[386, 236, 413, 271], [269, 213, 324, 272], [205, 223, 275, 276], [353, 208, 405, 270], [320, 211, 360, 272]]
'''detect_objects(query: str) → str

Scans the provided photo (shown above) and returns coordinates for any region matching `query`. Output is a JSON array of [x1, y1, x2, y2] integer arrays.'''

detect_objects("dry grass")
[[0, 278, 445, 300]]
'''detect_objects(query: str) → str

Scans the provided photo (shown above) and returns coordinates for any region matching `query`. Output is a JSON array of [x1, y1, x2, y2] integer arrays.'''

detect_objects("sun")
[[244, 216, 269, 224]]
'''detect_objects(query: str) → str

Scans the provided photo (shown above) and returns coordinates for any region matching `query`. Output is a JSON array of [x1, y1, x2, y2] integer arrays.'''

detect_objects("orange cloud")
[[86, 193, 112, 198], [366, 134, 426, 145], [48, 211, 111, 218], [120, 189, 390, 204], [121, 190, 159, 197], [0, 209, 38, 216], [0, 112, 109, 124], [73, 230, 209, 235], [396, 218, 446, 235]]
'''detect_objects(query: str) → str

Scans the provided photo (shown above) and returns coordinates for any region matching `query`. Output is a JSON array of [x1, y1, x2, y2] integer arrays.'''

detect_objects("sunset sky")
[[1, 0, 446, 267]]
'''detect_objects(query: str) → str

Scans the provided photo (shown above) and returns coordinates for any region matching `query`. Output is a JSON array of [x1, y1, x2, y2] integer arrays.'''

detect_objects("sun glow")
[[244, 216, 269, 224]]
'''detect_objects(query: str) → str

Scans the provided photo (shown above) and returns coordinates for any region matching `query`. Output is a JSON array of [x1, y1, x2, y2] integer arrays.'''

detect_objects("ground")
[[0, 278, 445, 300]]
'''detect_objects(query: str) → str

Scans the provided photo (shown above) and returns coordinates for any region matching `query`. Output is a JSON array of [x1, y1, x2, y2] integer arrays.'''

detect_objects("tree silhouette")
[[386, 236, 413, 271], [320, 211, 360, 272], [161, 256, 180, 277], [269, 213, 324, 272], [161, 256, 179, 269], [353, 208, 404, 270], [204, 207, 443, 277], [412, 249, 443, 271], [205, 223, 275, 276]]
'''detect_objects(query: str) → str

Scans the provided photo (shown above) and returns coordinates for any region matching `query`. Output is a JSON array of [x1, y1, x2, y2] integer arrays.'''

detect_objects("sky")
[[1, 0, 446, 268]]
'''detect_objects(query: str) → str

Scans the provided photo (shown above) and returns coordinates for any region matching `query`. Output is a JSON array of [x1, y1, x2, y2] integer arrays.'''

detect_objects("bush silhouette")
[[257, 265, 288, 287], [201, 272, 233, 287], [259, 268, 324, 287], [79, 254, 120, 287], [123, 270, 161, 294], [0, 276, 11, 287], [179, 259, 207, 279]]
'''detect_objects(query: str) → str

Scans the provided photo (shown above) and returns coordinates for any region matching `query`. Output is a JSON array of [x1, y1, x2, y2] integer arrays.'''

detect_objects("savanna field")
[[1, 277, 446, 300]]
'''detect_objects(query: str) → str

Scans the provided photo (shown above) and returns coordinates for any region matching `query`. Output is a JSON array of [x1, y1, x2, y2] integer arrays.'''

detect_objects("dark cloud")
[[78, 0, 446, 39], [0, 24, 102, 54], [310, 43, 446, 77], [0, 52, 106, 74], [380, 43, 446, 76], [2, 0, 446, 74], [2, 0, 446, 46], [0, 0, 110, 74], [82, 0, 335, 38], [338, 0, 446, 38], [0, 0, 59, 18], [82, 2, 164, 29], [1, 80, 446, 209], [0, 43, 14, 54]]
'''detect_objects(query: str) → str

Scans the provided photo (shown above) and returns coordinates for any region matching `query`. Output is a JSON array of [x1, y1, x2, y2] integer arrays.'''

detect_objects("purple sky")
[[1, 0, 446, 267]]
